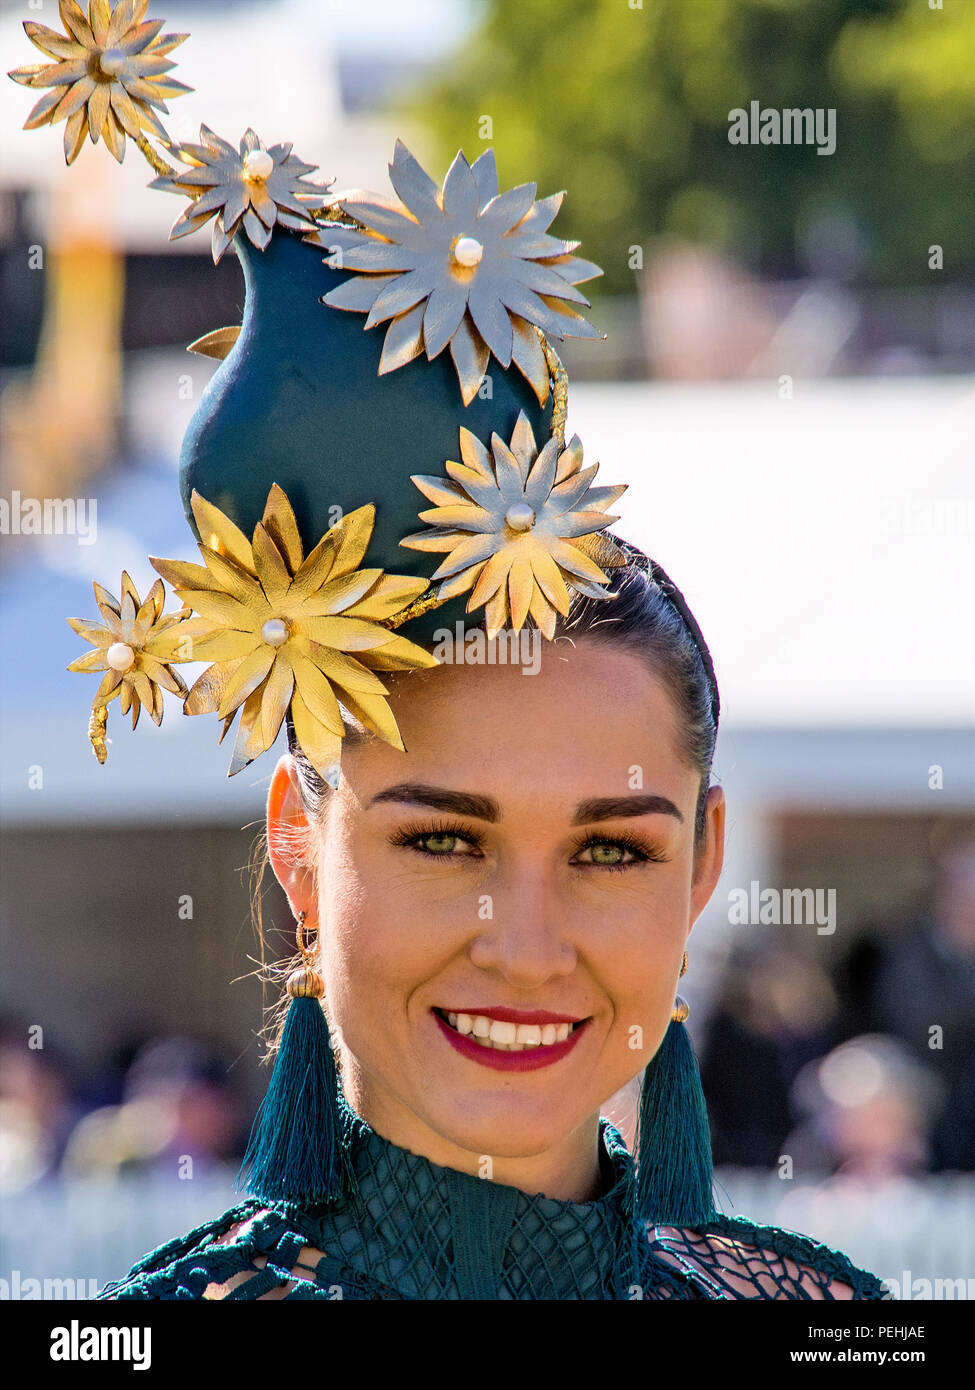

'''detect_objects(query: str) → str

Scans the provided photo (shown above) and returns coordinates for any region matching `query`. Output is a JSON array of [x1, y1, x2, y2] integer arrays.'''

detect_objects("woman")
[[95, 548, 890, 1300], [9, 0, 889, 1302]]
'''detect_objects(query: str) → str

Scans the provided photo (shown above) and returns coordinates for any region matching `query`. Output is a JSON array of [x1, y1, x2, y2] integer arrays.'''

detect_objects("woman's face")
[[268, 640, 724, 1191]]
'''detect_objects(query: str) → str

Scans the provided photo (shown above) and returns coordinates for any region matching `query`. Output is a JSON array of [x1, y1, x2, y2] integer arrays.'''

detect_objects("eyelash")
[[386, 819, 670, 872]]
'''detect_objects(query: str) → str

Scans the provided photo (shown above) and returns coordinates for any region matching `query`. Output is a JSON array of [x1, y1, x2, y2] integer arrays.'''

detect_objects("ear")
[[266, 754, 317, 920], [688, 784, 725, 931]]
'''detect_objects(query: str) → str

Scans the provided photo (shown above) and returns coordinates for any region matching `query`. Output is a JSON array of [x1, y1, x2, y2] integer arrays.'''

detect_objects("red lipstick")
[[431, 1008, 590, 1073]]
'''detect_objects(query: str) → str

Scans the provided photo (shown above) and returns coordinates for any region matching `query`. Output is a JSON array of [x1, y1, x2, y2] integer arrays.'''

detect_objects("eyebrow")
[[368, 783, 684, 825]]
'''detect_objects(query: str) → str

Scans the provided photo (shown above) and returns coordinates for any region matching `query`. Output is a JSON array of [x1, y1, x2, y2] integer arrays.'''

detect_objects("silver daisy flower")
[[314, 139, 603, 405], [149, 124, 333, 263], [399, 410, 627, 640], [7, 0, 190, 165]]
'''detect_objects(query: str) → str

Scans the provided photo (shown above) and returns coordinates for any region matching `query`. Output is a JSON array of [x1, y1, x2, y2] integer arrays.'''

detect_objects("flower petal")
[[476, 182, 538, 237], [252, 522, 291, 602], [58, 0, 94, 48], [190, 492, 256, 573], [364, 268, 436, 328], [388, 137, 442, 223], [184, 657, 246, 716], [216, 644, 276, 720], [261, 483, 304, 573], [301, 616, 395, 652], [149, 555, 220, 591], [342, 575, 429, 622], [467, 546, 513, 607], [304, 568, 384, 616], [261, 653, 295, 750], [289, 650, 345, 736], [334, 688, 404, 751], [289, 687, 343, 780], [448, 314, 491, 405], [24, 84, 71, 129], [67, 648, 109, 673], [422, 282, 469, 360], [508, 558, 535, 630], [466, 281, 513, 365], [174, 588, 255, 631], [323, 273, 397, 314], [470, 148, 499, 206], [201, 545, 267, 607], [86, 80, 111, 140], [441, 149, 478, 224], [378, 303, 425, 374], [228, 684, 271, 776], [510, 315, 550, 405], [23, 22, 86, 61]]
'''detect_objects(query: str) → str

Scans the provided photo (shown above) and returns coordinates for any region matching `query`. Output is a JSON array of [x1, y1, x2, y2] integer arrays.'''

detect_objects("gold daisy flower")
[[66, 571, 193, 763], [148, 484, 440, 778], [149, 125, 332, 263], [8, 0, 191, 165], [399, 411, 627, 640], [317, 140, 603, 405]]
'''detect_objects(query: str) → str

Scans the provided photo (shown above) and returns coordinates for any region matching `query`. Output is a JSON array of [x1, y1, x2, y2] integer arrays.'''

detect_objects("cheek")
[[315, 840, 437, 1013], [596, 876, 691, 1045]]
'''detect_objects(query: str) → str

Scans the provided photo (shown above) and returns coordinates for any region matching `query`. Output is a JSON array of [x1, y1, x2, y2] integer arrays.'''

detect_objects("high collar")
[[291, 1095, 640, 1299]]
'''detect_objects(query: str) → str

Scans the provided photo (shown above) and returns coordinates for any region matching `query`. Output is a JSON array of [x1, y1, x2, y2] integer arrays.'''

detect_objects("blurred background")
[[1, 0, 973, 1298]]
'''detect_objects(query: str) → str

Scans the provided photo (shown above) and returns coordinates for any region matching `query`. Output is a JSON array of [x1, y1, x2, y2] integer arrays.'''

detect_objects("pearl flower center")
[[107, 642, 136, 672], [505, 502, 535, 531], [98, 49, 127, 78], [262, 618, 289, 647], [243, 149, 274, 183], [452, 236, 483, 268]]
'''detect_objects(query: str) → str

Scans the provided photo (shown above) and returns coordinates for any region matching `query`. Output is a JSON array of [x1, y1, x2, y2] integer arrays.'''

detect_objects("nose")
[[468, 867, 577, 988]]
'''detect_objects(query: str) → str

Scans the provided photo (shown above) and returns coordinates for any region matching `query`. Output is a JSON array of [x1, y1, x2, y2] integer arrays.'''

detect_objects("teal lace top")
[[96, 1105, 891, 1301]]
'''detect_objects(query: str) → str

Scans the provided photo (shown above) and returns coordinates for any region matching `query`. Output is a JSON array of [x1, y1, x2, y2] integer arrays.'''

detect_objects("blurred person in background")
[[0, 1016, 81, 1195], [60, 1035, 246, 1184], [834, 837, 975, 1172], [786, 1034, 946, 1182], [698, 942, 839, 1168]]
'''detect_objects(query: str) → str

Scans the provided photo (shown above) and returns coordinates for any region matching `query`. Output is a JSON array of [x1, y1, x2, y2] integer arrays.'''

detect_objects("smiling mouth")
[[433, 1008, 588, 1052]]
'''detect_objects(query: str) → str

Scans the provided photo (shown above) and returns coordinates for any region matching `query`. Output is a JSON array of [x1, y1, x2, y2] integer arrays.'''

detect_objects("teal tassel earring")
[[632, 951, 717, 1227], [236, 910, 354, 1207]]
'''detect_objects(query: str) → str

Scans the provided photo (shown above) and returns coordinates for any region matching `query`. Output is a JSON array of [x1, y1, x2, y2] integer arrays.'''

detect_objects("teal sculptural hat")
[[10, 2, 722, 1228], [11, 0, 631, 783]]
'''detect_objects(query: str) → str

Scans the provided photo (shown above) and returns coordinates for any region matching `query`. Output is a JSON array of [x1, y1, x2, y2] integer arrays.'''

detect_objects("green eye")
[[587, 842, 626, 866], [423, 833, 460, 854], [387, 821, 484, 858], [571, 832, 669, 871]]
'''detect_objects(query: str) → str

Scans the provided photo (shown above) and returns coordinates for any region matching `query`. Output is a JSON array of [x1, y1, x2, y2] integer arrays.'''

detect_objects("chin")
[[428, 1093, 578, 1162]]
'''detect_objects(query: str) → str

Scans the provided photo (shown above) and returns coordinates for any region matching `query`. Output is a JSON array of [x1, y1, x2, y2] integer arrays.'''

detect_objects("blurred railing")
[[714, 1169, 975, 1297], [1, 1169, 971, 1297]]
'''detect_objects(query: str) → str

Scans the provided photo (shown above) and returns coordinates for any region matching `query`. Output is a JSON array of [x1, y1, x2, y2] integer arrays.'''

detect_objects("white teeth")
[[440, 1011, 580, 1051], [489, 1019, 517, 1044]]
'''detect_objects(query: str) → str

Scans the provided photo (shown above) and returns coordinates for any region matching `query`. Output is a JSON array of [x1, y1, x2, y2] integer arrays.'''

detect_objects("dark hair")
[[250, 536, 720, 1056], [286, 535, 720, 846]]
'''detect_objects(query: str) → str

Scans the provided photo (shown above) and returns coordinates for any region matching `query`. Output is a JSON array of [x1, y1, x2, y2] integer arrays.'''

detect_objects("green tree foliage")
[[411, 0, 975, 291]]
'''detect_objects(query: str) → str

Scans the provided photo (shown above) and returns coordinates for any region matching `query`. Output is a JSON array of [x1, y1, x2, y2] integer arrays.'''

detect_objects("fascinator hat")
[[11, 0, 719, 1228]]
